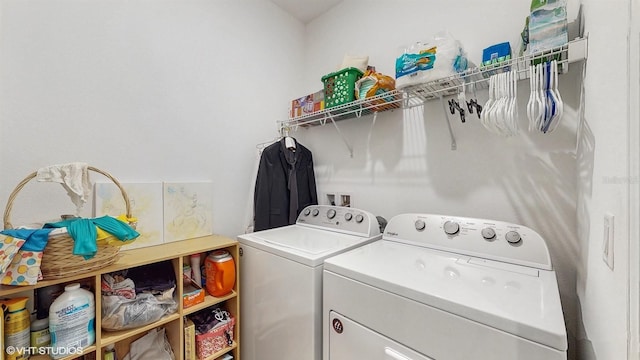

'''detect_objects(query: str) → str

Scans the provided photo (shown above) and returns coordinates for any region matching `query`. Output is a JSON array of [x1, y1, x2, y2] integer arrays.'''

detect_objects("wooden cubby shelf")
[[0, 234, 241, 360]]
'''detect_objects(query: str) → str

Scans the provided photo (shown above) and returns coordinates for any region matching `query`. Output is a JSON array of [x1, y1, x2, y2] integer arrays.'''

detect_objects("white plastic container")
[[49, 283, 95, 358], [30, 317, 50, 349], [190, 253, 202, 286]]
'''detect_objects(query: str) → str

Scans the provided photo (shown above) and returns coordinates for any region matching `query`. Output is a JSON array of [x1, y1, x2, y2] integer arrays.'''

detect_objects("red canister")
[[204, 250, 236, 297]]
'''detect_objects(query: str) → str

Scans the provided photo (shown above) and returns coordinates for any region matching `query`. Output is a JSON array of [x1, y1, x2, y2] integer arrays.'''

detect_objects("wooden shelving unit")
[[0, 234, 241, 360]]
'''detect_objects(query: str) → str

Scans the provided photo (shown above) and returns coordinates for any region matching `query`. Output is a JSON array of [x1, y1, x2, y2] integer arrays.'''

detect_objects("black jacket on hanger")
[[254, 138, 318, 231]]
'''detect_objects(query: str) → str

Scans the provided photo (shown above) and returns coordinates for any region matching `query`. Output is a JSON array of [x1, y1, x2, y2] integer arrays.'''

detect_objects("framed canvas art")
[[94, 182, 164, 250], [163, 182, 213, 242]]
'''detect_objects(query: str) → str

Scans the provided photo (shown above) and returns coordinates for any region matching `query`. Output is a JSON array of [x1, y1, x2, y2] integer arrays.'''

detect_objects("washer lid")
[[324, 240, 567, 351], [238, 225, 381, 267]]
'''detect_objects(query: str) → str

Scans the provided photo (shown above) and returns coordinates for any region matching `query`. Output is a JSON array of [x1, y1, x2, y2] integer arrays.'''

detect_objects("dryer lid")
[[324, 240, 568, 351]]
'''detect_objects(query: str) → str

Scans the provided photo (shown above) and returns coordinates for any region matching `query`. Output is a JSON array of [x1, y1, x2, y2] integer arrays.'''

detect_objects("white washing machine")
[[323, 213, 568, 360], [239, 205, 382, 360]]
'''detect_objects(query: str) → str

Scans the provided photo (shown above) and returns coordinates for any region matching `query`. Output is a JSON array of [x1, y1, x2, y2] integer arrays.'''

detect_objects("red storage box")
[[195, 317, 235, 359]]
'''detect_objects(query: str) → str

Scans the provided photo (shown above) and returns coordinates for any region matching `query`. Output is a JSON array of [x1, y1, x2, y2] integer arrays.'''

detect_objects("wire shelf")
[[279, 37, 587, 132]]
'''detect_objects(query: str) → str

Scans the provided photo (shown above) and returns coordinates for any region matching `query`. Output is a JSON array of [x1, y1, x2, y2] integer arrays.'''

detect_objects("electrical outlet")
[[340, 194, 351, 207], [602, 213, 614, 270], [326, 193, 336, 206]]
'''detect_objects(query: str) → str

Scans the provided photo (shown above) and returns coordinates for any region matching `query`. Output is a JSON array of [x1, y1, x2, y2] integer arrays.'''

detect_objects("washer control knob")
[[443, 221, 460, 235], [415, 220, 426, 231], [506, 231, 522, 244], [345, 213, 353, 221], [481, 227, 496, 240], [303, 208, 311, 216], [327, 209, 337, 219], [312, 209, 320, 217], [355, 214, 364, 223]]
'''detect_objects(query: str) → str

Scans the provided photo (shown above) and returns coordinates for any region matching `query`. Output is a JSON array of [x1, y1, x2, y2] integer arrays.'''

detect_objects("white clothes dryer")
[[323, 213, 568, 360], [239, 205, 382, 360]]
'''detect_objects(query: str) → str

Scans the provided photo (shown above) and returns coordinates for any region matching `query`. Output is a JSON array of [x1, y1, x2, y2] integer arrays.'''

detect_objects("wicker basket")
[[3, 166, 134, 280]]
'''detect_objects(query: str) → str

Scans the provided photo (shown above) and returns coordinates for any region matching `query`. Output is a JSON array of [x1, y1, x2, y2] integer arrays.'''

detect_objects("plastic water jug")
[[49, 283, 95, 359]]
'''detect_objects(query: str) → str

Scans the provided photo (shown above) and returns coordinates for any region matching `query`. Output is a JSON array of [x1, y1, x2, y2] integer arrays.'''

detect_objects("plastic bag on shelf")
[[528, 0, 568, 54], [355, 68, 396, 100], [101, 270, 178, 331], [123, 328, 175, 360], [395, 31, 468, 89], [355, 67, 397, 111]]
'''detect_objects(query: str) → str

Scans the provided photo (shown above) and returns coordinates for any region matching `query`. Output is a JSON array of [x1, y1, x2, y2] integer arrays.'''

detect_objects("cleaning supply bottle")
[[189, 253, 202, 286], [104, 344, 116, 360], [30, 317, 50, 349], [1, 297, 30, 360], [49, 283, 95, 359]]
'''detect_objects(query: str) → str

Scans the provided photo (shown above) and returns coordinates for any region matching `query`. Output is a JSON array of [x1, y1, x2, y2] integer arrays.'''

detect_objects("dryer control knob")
[[345, 213, 353, 221], [327, 209, 337, 219], [312, 209, 320, 217], [481, 227, 496, 240], [415, 220, 426, 231], [303, 209, 311, 216], [443, 221, 460, 235], [355, 214, 364, 223], [506, 231, 522, 244]]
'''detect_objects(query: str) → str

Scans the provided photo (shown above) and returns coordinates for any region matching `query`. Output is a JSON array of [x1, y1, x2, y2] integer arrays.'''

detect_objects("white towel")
[[36, 162, 91, 212]]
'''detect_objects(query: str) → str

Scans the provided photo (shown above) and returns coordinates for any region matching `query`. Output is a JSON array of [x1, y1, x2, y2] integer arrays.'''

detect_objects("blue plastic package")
[[482, 42, 512, 66]]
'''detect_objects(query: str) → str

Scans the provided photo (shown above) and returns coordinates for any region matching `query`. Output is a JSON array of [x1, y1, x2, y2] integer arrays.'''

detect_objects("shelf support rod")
[[439, 95, 457, 150], [328, 114, 354, 158], [366, 111, 379, 151], [355, 106, 363, 118]]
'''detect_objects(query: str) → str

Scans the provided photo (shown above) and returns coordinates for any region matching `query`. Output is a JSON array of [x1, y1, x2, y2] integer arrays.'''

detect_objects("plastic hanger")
[[510, 69, 519, 135], [537, 63, 546, 132], [543, 61, 557, 133], [284, 136, 296, 150], [281, 127, 296, 150], [547, 60, 564, 133]]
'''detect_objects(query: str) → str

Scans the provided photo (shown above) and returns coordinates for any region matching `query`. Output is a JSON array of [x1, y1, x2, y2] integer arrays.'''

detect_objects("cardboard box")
[[183, 279, 205, 308], [184, 318, 196, 360], [195, 317, 235, 359], [290, 90, 324, 118]]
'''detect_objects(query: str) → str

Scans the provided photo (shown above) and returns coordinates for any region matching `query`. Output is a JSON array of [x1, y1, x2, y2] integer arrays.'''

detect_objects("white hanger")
[[536, 63, 546, 132], [282, 126, 296, 150], [509, 70, 519, 135], [527, 64, 539, 131], [284, 136, 296, 149]]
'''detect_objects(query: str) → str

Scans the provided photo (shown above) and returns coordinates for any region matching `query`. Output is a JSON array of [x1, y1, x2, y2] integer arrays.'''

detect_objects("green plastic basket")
[[321, 67, 364, 108]]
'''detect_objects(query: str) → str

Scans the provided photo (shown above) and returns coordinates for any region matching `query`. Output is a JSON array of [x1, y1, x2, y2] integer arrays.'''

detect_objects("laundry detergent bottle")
[[205, 250, 236, 297], [49, 283, 95, 359], [1, 297, 30, 360]]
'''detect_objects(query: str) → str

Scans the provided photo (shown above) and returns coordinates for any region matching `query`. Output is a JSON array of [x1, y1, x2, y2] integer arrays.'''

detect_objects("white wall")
[[629, 0, 640, 357], [576, 0, 632, 359], [0, 0, 304, 237], [297, 0, 583, 357]]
